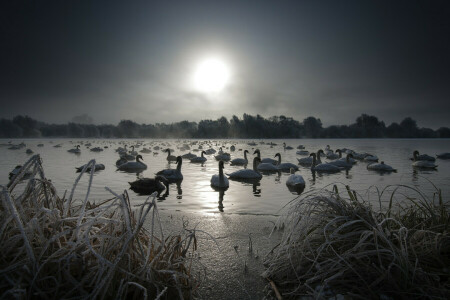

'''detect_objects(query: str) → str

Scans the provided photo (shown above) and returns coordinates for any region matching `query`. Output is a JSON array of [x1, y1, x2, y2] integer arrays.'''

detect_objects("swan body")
[[190, 151, 207, 163], [156, 156, 183, 181], [215, 153, 231, 161], [254, 149, 277, 164], [297, 145, 305, 149], [410, 150, 435, 162], [326, 150, 339, 160], [310, 153, 341, 173], [328, 154, 354, 169], [227, 157, 262, 180], [182, 152, 197, 159], [205, 148, 216, 154], [116, 157, 128, 167], [90, 147, 103, 152], [211, 161, 229, 188], [165, 149, 177, 162], [68, 145, 81, 154], [139, 148, 152, 153], [274, 153, 299, 171], [364, 155, 379, 162], [118, 155, 147, 171], [37, 144, 44, 147], [283, 142, 294, 150], [412, 151, 437, 168], [286, 168, 305, 188], [120, 152, 135, 161], [230, 150, 249, 165], [437, 152, 450, 159], [76, 163, 105, 173], [296, 150, 309, 155], [367, 161, 397, 172], [129, 175, 168, 194], [297, 150, 322, 166]]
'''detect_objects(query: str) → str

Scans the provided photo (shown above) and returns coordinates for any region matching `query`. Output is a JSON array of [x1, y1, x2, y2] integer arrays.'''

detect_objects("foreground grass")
[[263, 184, 450, 299], [1, 155, 199, 299]]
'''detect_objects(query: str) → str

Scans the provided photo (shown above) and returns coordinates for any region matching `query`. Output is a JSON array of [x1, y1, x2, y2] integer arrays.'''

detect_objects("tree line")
[[1, 114, 449, 139]]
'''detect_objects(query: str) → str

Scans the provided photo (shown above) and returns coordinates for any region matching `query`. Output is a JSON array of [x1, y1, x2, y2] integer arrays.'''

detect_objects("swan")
[[139, 148, 152, 153], [215, 147, 231, 161], [296, 150, 310, 155], [164, 149, 177, 162], [182, 152, 197, 159], [227, 157, 263, 180], [367, 161, 397, 172], [90, 147, 103, 152], [297, 145, 305, 149], [364, 154, 379, 162], [412, 151, 438, 169], [76, 163, 105, 173], [67, 145, 81, 154], [334, 149, 357, 164], [156, 156, 183, 182], [116, 157, 128, 167], [205, 148, 216, 154], [274, 153, 299, 171], [286, 168, 305, 188], [328, 154, 354, 169], [410, 150, 436, 162], [257, 160, 279, 172], [283, 142, 294, 150], [437, 152, 450, 159], [190, 151, 207, 163], [211, 161, 230, 189], [297, 150, 322, 166], [310, 153, 341, 173], [230, 150, 249, 165], [120, 152, 135, 161], [129, 146, 138, 156], [118, 155, 147, 172], [129, 175, 169, 194], [326, 150, 339, 160], [253, 149, 277, 165]]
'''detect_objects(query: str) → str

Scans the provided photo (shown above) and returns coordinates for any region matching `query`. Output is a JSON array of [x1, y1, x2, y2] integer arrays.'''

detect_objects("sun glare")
[[193, 58, 230, 93]]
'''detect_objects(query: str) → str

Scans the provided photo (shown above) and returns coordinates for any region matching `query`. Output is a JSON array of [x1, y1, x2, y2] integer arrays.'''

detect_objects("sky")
[[1, 0, 449, 128]]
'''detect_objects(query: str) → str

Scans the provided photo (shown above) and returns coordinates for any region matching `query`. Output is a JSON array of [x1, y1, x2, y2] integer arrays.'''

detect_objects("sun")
[[193, 58, 230, 93]]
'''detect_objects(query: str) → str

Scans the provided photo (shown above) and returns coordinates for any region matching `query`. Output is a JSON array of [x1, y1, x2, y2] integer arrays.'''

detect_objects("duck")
[[412, 151, 438, 169], [129, 175, 169, 195], [274, 153, 299, 171], [156, 156, 183, 182], [67, 145, 81, 154], [310, 153, 341, 173], [117, 155, 147, 172], [367, 161, 397, 172], [227, 157, 263, 180], [164, 149, 177, 162], [410, 150, 436, 162], [190, 151, 207, 163], [328, 154, 355, 169], [253, 149, 277, 165], [285, 168, 305, 189], [76, 163, 105, 173], [230, 150, 249, 165], [211, 161, 229, 189]]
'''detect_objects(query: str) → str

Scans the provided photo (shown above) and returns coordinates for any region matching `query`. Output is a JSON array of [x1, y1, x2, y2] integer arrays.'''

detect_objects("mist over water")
[[1, 138, 449, 215]]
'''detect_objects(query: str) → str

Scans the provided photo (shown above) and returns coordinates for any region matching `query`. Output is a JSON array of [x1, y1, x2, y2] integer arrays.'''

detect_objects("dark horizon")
[[1, 0, 449, 128]]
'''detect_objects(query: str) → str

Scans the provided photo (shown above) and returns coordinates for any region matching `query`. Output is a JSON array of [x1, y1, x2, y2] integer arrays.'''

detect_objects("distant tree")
[[12, 115, 41, 137], [303, 116, 322, 138], [386, 122, 403, 138], [71, 114, 94, 124], [68, 123, 84, 137], [117, 120, 139, 137], [354, 114, 386, 137], [400, 117, 419, 138], [0, 119, 23, 137], [437, 127, 450, 138]]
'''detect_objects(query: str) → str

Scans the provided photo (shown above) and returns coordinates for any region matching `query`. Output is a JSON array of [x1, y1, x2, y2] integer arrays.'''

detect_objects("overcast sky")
[[1, 0, 449, 128]]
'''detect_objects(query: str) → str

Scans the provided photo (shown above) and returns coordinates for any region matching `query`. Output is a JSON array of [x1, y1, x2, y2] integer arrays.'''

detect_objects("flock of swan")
[[3, 140, 450, 199]]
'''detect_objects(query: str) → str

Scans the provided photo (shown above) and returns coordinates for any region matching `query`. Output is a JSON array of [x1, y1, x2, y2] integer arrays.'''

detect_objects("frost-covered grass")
[[1, 155, 199, 299], [263, 184, 450, 299]]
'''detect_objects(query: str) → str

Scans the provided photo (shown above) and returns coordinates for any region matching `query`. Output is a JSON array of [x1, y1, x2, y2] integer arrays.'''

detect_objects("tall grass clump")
[[0, 155, 200, 299], [263, 184, 450, 299]]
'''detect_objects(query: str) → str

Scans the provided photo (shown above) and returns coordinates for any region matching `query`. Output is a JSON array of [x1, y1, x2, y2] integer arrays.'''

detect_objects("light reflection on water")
[[1, 138, 449, 215]]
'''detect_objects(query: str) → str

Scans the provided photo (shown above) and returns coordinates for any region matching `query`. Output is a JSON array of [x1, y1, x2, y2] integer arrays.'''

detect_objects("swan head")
[[253, 149, 260, 155], [317, 149, 324, 155], [219, 160, 225, 169], [136, 155, 143, 161], [413, 150, 419, 158], [202, 150, 207, 156], [176, 156, 182, 164], [309, 153, 316, 158], [274, 153, 281, 158], [244, 150, 249, 154]]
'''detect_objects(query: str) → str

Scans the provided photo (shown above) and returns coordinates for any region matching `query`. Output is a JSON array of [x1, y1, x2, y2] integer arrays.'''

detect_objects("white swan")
[[283, 142, 294, 150], [286, 168, 305, 188], [211, 161, 229, 189], [328, 154, 354, 169], [165, 149, 177, 162], [253, 149, 277, 164], [118, 155, 147, 172], [364, 154, 379, 162], [156, 156, 184, 181], [76, 163, 105, 173], [297, 150, 322, 166], [367, 161, 397, 172], [215, 147, 231, 161], [310, 153, 341, 173], [274, 153, 299, 171], [296, 150, 310, 155], [182, 152, 197, 159], [326, 150, 339, 160], [437, 152, 450, 159], [334, 149, 357, 164], [410, 150, 436, 162], [412, 151, 438, 169], [67, 145, 81, 154], [227, 157, 263, 180], [190, 151, 207, 163], [230, 150, 249, 165], [129, 146, 138, 156], [129, 175, 169, 194]]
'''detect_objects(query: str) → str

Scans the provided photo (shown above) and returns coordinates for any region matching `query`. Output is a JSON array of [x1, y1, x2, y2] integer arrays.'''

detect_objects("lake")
[[1, 138, 449, 215]]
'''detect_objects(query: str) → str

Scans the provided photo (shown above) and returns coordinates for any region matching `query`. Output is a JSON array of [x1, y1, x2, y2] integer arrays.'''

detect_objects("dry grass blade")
[[0, 155, 200, 299], [263, 184, 450, 299]]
